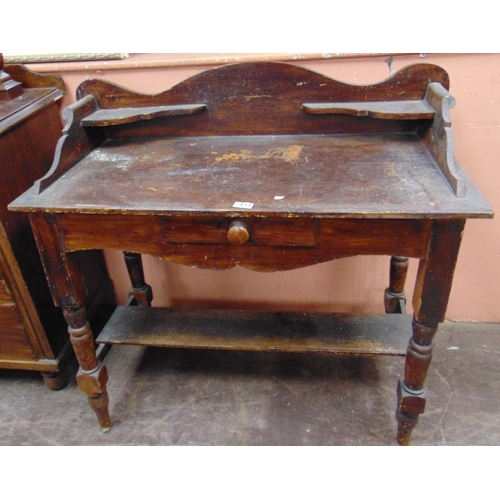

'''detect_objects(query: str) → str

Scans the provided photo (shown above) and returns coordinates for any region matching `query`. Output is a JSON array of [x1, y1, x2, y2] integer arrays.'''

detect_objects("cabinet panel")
[[0, 303, 36, 361], [0, 278, 12, 302]]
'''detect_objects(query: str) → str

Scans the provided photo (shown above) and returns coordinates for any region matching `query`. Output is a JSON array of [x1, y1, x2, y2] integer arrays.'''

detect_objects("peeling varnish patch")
[[245, 94, 273, 100], [90, 150, 133, 170], [214, 145, 304, 165], [168, 166, 240, 176], [265, 145, 304, 163]]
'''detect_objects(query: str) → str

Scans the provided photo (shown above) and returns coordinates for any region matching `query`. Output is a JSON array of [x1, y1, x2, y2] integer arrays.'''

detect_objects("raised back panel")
[[76, 62, 450, 138]]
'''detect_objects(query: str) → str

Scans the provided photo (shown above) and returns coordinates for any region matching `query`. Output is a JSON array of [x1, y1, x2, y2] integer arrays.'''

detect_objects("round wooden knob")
[[227, 221, 250, 245]]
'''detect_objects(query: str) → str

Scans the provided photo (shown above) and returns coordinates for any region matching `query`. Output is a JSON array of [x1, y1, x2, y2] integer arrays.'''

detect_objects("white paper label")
[[233, 201, 254, 209]]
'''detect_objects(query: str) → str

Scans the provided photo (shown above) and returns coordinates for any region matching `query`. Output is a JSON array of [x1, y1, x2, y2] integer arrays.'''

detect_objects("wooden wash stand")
[[9, 62, 493, 444]]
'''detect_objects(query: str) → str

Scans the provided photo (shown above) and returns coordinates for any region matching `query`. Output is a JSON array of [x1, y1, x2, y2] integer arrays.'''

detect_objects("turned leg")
[[64, 306, 110, 431], [123, 252, 153, 306], [384, 256, 409, 313], [396, 220, 465, 445], [29, 212, 111, 431], [396, 320, 436, 445]]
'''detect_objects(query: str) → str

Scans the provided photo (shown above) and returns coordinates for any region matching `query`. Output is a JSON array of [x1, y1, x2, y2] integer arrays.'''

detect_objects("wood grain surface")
[[10, 134, 492, 218]]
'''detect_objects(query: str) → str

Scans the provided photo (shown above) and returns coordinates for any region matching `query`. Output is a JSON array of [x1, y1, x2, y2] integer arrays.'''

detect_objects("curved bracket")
[[421, 83, 465, 197], [34, 95, 105, 194]]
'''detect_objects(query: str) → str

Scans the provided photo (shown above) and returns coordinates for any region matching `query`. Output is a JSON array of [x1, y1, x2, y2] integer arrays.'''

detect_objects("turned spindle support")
[[123, 252, 153, 306], [385, 256, 409, 314]]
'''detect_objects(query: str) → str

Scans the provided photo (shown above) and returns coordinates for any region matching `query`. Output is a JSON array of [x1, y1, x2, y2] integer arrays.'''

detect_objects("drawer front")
[[58, 213, 431, 273], [165, 217, 317, 247], [319, 218, 432, 258]]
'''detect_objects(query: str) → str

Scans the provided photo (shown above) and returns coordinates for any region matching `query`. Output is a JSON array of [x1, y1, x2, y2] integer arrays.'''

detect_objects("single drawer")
[[165, 217, 318, 247]]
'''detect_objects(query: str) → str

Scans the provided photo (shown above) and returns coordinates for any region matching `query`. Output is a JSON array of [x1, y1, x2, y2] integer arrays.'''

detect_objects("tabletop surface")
[[10, 132, 493, 219]]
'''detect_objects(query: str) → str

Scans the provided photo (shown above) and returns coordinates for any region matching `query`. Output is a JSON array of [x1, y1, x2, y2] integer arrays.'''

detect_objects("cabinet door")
[[0, 262, 37, 361]]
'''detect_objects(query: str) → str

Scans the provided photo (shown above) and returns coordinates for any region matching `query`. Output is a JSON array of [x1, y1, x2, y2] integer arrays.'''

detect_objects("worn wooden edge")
[[302, 100, 436, 120], [421, 83, 466, 198], [442, 128, 466, 197], [75, 62, 450, 108], [425, 82, 455, 125], [33, 95, 105, 194], [8, 203, 494, 219], [0, 335, 71, 371], [0, 357, 61, 371], [0, 71, 23, 99], [96, 306, 412, 356], [0, 88, 64, 135], [81, 103, 207, 127]]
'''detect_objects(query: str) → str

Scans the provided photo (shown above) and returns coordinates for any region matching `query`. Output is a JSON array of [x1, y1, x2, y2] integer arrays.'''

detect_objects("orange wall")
[[39, 54, 500, 321]]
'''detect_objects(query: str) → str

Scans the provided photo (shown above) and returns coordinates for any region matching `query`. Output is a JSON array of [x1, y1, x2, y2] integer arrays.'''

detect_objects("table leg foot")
[[88, 390, 111, 431], [395, 410, 419, 446], [41, 367, 69, 390], [384, 291, 406, 314], [395, 379, 427, 445], [129, 284, 153, 307], [395, 318, 436, 445]]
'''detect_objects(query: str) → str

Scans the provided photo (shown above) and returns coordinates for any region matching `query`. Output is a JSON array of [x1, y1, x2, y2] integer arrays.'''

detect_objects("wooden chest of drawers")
[[0, 58, 115, 389]]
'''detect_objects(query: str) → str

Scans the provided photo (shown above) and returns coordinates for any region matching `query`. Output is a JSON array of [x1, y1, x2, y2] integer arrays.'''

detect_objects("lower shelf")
[[96, 306, 411, 355]]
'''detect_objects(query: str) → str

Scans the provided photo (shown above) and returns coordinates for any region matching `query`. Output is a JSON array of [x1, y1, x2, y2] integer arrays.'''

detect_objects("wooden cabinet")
[[0, 56, 115, 389]]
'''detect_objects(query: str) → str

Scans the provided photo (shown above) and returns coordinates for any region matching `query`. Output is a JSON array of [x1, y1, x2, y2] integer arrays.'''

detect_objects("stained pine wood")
[[10, 134, 491, 218], [74, 62, 449, 139], [81, 104, 206, 127], [419, 83, 465, 197], [97, 307, 411, 355], [123, 252, 153, 306], [384, 256, 410, 313], [302, 100, 435, 119], [33, 96, 105, 194], [54, 214, 430, 272], [8, 61, 494, 443], [81, 104, 207, 127]]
